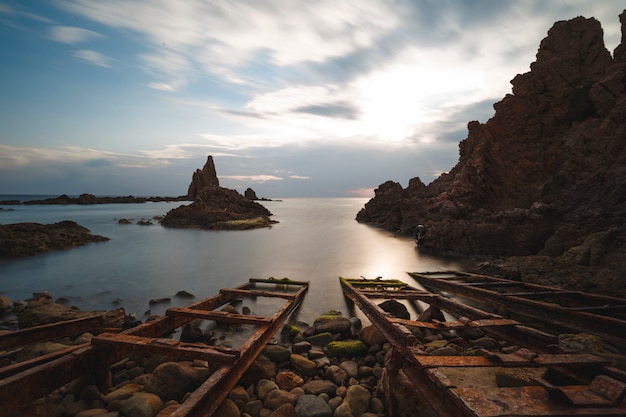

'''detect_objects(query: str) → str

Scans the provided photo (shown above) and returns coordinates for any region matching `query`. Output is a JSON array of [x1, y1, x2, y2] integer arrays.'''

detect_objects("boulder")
[[294, 395, 332, 417], [275, 371, 304, 391], [120, 393, 163, 417], [144, 362, 209, 402], [289, 354, 317, 377]]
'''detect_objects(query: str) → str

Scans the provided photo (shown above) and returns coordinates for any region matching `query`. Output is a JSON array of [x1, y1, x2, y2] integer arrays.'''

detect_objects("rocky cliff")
[[356, 12, 626, 297]]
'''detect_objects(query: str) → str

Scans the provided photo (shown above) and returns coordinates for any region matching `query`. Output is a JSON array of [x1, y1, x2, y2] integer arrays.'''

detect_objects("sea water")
[[0, 197, 471, 322]]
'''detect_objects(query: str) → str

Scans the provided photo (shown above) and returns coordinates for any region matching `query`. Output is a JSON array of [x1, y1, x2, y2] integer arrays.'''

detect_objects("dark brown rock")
[[163, 156, 274, 230], [0, 221, 109, 258], [187, 155, 219, 200], [356, 11, 626, 298], [144, 362, 209, 402]]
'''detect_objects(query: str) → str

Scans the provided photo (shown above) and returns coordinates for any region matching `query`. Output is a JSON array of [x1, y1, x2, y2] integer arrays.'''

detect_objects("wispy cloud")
[[49, 25, 103, 43], [72, 49, 114, 67], [221, 175, 283, 183]]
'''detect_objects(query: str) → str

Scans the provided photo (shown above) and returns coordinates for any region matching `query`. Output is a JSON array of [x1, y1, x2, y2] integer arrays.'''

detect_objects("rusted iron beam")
[[409, 272, 626, 345], [219, 288, 297, 300], [450, 384, 626, 416], [410, 350, 610, 368], [91, 333, 238, 364], [166, 307, 272, 326], [412, 288, 559, 351], [339, 278, 417, 352], [170, 283, 309, 417], [390, 317, 520, 330], [357, 290, 437, 300], [0, 346, 97, 417], [0, 315, 106, 350], [0, 345, 86, 379], [248, 278, 310, 286]]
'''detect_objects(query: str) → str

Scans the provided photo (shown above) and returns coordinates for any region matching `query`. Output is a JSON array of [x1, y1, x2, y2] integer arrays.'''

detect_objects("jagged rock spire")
[[187, 155, 220, 200]]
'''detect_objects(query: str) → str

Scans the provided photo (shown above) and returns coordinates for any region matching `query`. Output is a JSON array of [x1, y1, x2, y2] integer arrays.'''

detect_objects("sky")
[[0, 1, 623, 198]]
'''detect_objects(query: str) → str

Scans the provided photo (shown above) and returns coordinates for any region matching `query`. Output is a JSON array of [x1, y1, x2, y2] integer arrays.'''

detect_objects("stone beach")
[[4, 292, 614, 417]]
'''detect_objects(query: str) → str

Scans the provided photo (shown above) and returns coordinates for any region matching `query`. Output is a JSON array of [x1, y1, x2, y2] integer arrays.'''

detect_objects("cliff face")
[[356, 12, 626, 296]]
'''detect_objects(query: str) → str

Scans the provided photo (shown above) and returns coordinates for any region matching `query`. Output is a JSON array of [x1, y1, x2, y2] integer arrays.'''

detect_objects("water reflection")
[[0, 198, 472, 323]]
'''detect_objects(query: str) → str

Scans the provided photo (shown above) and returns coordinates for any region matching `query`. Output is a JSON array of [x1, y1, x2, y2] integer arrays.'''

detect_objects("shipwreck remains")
[[340, 276, 626, 416], [0, 278, 309, 417]]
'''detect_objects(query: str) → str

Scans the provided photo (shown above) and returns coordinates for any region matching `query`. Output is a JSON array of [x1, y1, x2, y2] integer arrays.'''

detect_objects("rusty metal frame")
[[339, 276, 626, 417], [0, 278, 308, 417], [408, 271, 626, 345]]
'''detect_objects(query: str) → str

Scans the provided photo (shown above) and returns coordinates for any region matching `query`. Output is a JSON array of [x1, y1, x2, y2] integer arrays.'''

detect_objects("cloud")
[[294, 102, 360, 119], [59, 0, 400, 87], [221, 175, 283, 183], [72, 49, 114, 67], [49, 25, 103, 43]]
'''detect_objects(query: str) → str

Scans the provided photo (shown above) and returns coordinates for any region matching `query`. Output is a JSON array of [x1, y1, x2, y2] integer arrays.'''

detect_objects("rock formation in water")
[[0, 221, 110, 258], [187, 155, 220, 200], [162, 156, 274, 230], [21, 194, 188, 205], [244, 188, 259, 200], [356, 12, 626, 297]]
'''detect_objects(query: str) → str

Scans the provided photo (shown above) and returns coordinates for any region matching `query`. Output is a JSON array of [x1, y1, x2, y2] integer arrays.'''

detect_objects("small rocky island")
[[0, 221, 109, 258], [161, 156, 275, 230]]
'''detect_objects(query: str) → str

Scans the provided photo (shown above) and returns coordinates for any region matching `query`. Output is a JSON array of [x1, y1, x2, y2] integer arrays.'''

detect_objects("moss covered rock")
[[325, 340, 369, 357]]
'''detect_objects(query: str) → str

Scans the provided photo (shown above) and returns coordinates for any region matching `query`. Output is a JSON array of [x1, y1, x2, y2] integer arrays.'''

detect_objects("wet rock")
[[263, 344, 291, 364], [314, 317, 351, 335], [264, 389, 297, 410], [339, 361, 358, 379], [267, 403, 296, 417], [294, 394, 332, 417], [256, 379, 279, 401], [301, 380, 338, 397], [289, 354, 317, 377], [103, 384, 144, 404], [144, 362, 209, 402], [214, 398, 240, 417], [0, 296, 12, 312], [325, 365, 348, 386], [291, 341, 312, 355], [228, 385, 250, 403], [342, 385, 371, 416], [378, 300, 410, 320], [417, 306, 445, 323], [359, 325, 386, 347], [120, 392, 163, 417], [305, 332, 335, 347], [275, 371, 304, 391], [240, 355, 276, 387]]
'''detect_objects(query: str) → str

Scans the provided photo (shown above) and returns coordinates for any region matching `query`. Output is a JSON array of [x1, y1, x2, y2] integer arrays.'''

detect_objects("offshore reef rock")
[[356, 12, 626, 298], [23, 194, 187, 205], [244, 187, 273, 201], [163, 156, 274, 230], [0, 221, 109, 258]]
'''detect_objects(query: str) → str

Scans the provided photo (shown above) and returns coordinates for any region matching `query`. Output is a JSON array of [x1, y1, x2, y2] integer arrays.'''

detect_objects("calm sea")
[[0, 197, 471, 323]]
